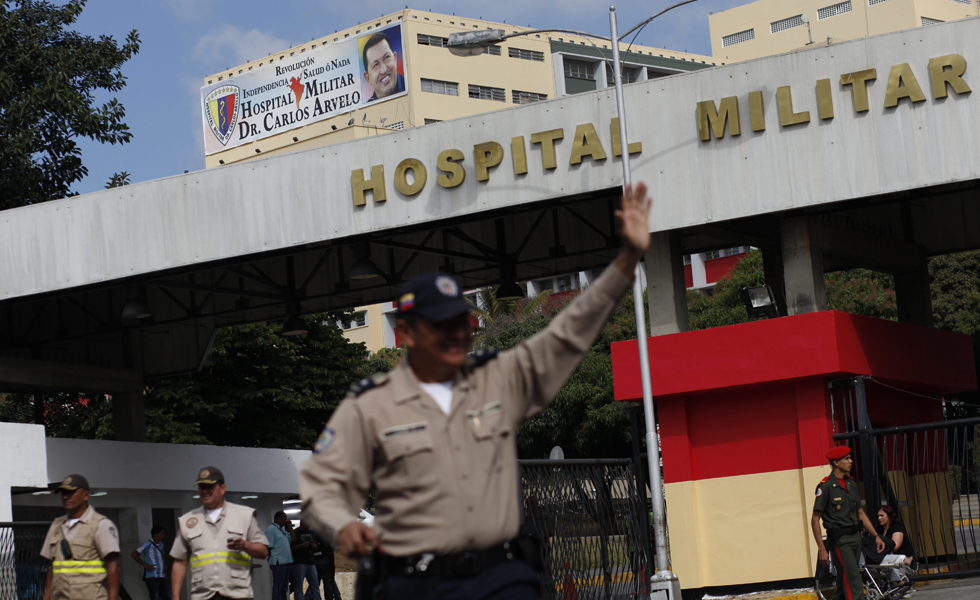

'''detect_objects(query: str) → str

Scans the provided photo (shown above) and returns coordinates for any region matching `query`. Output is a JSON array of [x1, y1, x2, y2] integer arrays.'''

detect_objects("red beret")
[[826, 446, 851, 460]]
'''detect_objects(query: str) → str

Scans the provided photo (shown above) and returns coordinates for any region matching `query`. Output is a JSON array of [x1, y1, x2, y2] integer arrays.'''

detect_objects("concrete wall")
[[4, 19, 980, 304], [0, 422, 47, 521]]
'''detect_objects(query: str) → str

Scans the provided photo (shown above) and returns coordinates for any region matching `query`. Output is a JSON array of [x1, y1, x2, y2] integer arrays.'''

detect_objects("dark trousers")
[[144, 577, 171, 600], [314, 563, 342, 600], [831, 533, 865, 600], [382, 560, 540, 600], [271, 563, 302, 600]]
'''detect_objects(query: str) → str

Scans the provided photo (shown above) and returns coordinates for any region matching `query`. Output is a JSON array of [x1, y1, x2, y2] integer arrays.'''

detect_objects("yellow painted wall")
[[340, 304, 388, 354], [709, 0, 978, 64], [665, 465, 830, 589]]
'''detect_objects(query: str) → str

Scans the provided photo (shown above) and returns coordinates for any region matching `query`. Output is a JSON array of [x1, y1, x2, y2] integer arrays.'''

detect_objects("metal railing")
[[0, 522, 50, 600], [831, 378, 980, 581], [519, 459, 651, 600]]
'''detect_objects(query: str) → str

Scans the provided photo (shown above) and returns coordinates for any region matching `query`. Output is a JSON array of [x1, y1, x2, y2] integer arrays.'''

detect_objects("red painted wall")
[[704, 253, 744, 284]]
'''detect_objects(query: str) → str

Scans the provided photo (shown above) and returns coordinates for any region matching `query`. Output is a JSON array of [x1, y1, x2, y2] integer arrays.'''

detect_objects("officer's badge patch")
[[435, 276, 458, 297], [203, 86, 240, 147], [199, 469, 209, 479], [187, 517, 199, 529], [108, 526, 117, 538], [313, 428, 335, 454], [815, 488, 823, 497]]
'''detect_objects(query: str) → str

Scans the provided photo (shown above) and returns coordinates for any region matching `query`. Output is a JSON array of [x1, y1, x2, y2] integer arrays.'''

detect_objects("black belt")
[[382, 540, 523, 579]]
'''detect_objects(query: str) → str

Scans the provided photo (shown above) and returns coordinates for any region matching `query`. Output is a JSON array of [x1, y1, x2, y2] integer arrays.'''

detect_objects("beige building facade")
[[203, 8, 712, 170], [710, 0, 980, 63], [202, 8, 712, 353]]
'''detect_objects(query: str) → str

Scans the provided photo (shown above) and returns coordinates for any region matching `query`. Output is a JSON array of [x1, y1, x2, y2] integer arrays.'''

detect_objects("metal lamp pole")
[[608, 5, 680, 597]]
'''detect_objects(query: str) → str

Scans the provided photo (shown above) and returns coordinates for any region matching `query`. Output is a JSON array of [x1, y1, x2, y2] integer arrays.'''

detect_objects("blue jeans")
[[271, 563, 302, 600], [144, 576, 171, 600], [295, 563, 320, 600]]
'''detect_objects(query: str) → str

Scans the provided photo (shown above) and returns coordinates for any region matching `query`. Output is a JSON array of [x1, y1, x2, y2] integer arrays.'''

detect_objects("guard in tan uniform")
[[170, 467, 269, 600], [300, 183, 652, 599], [41, 474, 121, 600]]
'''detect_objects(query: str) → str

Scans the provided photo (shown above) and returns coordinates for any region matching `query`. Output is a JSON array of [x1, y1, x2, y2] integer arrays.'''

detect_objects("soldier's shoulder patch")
[[107, 525, 117, 538], [313, 428, 336, 454], [186, 517, 199, 529], [464, 348, 498, 370], [815, 487, 823, 497], [350, 372, 389, 396]]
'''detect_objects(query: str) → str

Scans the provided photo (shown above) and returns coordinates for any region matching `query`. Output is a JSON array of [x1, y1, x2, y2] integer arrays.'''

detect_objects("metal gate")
[[0, 522, 50, 600], [830, 377, 980, 581], [520, 459, 652, 600]]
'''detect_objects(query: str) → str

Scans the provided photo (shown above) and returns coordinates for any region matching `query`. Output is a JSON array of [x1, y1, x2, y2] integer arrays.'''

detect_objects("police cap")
[[398, 272, 471, 322], [56, 474, 90, 491], [195, 466, 225, 486]]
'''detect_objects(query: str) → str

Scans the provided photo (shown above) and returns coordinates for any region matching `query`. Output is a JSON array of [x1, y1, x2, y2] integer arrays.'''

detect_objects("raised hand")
[[613, 182, 652, 277]]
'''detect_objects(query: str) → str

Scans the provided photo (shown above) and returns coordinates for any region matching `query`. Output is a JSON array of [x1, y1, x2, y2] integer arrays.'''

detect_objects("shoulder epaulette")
[[349, 372, 390, 396], [464, 347, 498, 369], [819, 476, 830, 483], [846, 475, 856, 481]]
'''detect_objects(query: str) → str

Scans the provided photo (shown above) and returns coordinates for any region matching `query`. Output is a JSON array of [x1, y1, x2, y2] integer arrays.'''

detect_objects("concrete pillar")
[[112, 390, 147, 443], [895, 268, 934, 327], [690, 253, 707, 289], [781, 217, 826, 315], [761, 245, 788, 317], [644, 231, 689, 336]]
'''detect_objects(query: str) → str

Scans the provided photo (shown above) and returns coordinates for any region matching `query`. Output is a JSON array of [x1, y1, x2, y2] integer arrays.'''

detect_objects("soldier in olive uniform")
[[299, 183, 652, 600], [811, 446, 886, 600], [170, 467, 269, 600], [40, 474, 121, 600]]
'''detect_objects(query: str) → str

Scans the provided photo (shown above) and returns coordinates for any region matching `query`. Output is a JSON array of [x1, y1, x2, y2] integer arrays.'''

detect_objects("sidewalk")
[[705, 577, 980, 600]]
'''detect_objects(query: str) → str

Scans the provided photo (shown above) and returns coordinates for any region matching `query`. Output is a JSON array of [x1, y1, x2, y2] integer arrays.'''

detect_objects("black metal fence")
[[519, 459, 651, 600], [0, 522, 50, 600], [831, 377, 980, 581]]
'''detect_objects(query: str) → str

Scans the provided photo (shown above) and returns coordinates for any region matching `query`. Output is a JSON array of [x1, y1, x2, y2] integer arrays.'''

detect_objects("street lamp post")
[[449, 5, 698, 598]]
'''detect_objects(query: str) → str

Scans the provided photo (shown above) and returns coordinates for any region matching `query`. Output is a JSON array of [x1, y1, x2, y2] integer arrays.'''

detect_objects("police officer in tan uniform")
[[299, 183, 653, 599], [40, 474, 121, 600], [170, 467, 269, 600]]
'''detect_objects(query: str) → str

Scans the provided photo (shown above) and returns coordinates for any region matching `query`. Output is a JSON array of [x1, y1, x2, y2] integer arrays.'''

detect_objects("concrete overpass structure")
[[1, 18, 978, 441]]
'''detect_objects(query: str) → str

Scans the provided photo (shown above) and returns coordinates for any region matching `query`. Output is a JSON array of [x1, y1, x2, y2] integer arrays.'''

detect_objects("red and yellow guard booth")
[[611, 311, 976, 593]]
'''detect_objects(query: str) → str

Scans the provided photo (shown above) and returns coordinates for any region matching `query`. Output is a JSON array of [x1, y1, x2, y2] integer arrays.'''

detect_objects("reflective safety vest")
[[48, 511, 109, 600], [177, 502, 256, 600]]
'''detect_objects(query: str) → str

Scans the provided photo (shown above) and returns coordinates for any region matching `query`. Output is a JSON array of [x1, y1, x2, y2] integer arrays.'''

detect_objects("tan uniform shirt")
[[170, 502, 268, 600], [299, 267, 632, 556], [40, 506, 120, 600]]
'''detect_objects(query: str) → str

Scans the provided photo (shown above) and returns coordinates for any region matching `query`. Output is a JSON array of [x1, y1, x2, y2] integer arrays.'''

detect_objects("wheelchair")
[[814, 544, 918, 600]]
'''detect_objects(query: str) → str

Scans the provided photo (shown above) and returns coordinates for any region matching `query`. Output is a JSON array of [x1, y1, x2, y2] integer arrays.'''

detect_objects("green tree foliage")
[[0, 314, 377, 448], [145, 314, 374, 449], [930, 250, 980, 415], [475, 289, 639, 459], [0, 0, 140, 209]]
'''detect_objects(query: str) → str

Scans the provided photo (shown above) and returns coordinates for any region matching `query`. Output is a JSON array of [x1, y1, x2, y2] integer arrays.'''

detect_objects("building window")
[[921, 16, 944, 25], [705, 246, 750, 260], [417, 34, 449, 47], [948, 0, 971, 4], [770, 15, 805, 34], [421, 78, 459, 96], [385, 121, 404, 130], [484, 45, 501, 56], [564, 58, 595, 80], [424, 118, 442, 124], [556, 275, 574, 292], [722, 28, 755, 47], [512, 90, 547, 104], [468, 84, 505, 101], [606, 65, 637, 85], [818, 1, 852, 19], [868, 0, 890, 5], [338, 311, 367, 330], [508, 47, 544, 61]]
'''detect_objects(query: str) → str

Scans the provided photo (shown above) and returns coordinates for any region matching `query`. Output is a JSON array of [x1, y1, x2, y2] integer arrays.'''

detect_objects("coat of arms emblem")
[[204, 85, 240, 146]]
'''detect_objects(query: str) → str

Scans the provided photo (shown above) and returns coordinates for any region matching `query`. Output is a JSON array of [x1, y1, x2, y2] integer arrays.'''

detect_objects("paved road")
[[912, 578, 980, 599]]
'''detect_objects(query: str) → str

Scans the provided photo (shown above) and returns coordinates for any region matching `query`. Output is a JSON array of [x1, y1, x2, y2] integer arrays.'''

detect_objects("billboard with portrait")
[[201, 22, 407, 155]]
